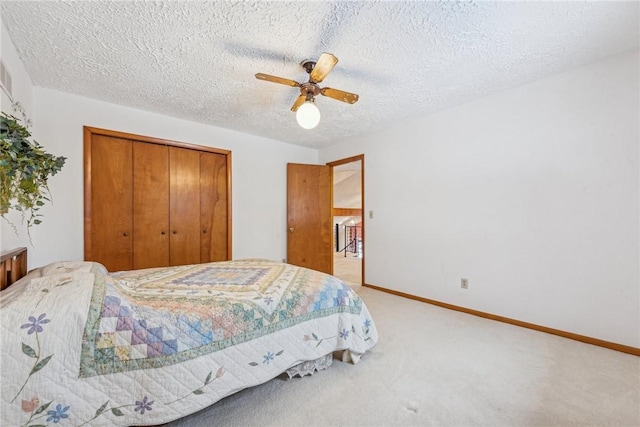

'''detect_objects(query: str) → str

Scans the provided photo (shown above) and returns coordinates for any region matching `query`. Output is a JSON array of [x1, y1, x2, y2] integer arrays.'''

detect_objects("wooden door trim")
[[84, 126, 231, 156], [83, 127, 94, 261], [333, 208, 362, 216], [326, 154, 365, 286], [83, 126, 232, 263], [226, 152, 233, 259], [327, 154, 364, 166]]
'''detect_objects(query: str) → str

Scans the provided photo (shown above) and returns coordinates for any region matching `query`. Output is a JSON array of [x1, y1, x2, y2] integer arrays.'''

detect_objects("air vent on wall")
[[0, 60, 13, 99]]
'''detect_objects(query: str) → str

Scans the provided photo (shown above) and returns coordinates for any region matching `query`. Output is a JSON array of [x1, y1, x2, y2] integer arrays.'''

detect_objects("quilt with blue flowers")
[[1, 259, 378, 426]]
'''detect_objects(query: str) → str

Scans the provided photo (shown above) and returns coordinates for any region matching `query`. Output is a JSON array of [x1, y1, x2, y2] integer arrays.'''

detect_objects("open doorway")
[[328, 156, 364, 287]]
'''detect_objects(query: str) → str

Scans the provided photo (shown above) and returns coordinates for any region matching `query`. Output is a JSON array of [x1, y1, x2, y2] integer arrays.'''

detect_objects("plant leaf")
[[22, 342, 37, 358], [33, 401, 52, 416], [111, 408, 124, 416], [249, 362, 259, 366], [204, 371, 212, 385], [30, 354, 53, 375], [275, 350, 284, 356], [0, 111, 66, 230], [193, 389, 204, 395], [95, 400, 110, 417]]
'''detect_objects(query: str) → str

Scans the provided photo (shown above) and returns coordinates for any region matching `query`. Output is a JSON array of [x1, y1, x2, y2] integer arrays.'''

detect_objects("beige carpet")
[[333, 251, 362, 286], [168, 285, 640, 427]]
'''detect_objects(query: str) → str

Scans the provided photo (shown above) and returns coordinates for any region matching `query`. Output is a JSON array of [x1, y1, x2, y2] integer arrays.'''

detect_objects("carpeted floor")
[[333, 250, 362, 286], [168, 284, 640, 427]]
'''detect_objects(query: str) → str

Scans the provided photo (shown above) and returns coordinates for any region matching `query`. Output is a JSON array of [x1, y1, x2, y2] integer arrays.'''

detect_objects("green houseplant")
[[0, 108, 66, 234]]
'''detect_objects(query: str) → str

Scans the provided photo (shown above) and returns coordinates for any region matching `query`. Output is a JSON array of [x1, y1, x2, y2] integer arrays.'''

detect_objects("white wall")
[[3, 87, 317, 268], [320, 51, 640, 348], [0, 23, 32, 115], [0, 21, 36, 255]]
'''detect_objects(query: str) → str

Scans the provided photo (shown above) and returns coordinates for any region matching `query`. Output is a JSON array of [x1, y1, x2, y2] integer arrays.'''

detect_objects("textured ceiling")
[[1, 1, 638, 149]]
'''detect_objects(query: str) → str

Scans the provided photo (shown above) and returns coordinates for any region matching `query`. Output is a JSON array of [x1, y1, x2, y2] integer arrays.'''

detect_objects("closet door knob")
[[202, 229, 207, 234], [172, 230, 177, 234], [289, 227, 294, 233], [123, 232, 129, 237], [161, 231, 166, 235]]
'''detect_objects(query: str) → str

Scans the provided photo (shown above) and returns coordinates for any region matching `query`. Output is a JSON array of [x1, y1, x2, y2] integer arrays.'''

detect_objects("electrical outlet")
[[461, 278, 468, 289]]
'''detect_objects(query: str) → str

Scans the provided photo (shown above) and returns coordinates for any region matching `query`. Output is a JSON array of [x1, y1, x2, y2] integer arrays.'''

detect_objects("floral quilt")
[[1, 259, 378, 426]]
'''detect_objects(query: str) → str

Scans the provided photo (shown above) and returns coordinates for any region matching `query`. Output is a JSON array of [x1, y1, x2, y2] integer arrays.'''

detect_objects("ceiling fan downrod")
[[301, 60, 317, 74]]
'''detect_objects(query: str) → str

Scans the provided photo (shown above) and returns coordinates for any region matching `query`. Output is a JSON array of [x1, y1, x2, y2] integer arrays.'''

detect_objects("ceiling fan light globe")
[[296, 101, 320, 129]]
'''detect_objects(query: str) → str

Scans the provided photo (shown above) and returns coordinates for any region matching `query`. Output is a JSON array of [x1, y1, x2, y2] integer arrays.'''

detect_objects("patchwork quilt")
[[1, 259, 378, 426]]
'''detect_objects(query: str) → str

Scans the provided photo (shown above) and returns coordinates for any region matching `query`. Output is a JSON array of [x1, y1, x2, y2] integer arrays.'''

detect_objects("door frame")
[[326, 154, 365, 286]]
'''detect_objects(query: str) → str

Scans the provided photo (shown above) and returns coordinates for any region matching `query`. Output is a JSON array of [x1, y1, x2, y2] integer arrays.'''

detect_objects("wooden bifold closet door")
[[87, 134, 133, 272], [84, 127, 231, 272], [133, 142, 169, 269]]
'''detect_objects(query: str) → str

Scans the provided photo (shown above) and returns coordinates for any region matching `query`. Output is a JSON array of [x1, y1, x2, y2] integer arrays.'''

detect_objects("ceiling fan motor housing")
[[301, 82, 321, 98]]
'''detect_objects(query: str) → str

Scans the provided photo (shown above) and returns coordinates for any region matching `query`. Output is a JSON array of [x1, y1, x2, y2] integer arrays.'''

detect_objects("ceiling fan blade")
[[255, 73, 300, 87], [309, 53, 338, 83], [291, 94, 307, 112], [320, 87, 359, 104]]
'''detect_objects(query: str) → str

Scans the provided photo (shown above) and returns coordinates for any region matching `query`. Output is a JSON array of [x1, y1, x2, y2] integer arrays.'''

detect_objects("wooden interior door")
[[287, 163, 332, 274], [86, 135, 133, 271], [200, 151, 229, 262], [169, 146, 201, 266], [133, 142, 169, 269]]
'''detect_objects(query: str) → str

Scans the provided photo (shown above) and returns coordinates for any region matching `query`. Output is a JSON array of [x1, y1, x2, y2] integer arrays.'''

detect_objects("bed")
[[0, 248, 378, 426]]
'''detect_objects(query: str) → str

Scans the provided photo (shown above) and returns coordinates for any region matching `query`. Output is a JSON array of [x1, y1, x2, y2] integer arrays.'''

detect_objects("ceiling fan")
[[255, 53, 359, 129]]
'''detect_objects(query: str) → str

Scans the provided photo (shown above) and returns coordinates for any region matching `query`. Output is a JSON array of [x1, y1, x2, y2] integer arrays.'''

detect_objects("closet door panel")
[[89, 135, 133, 271], [169, 146, 201, 266], [200, 152, 229, 262], [133, 142, 169, 269]]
